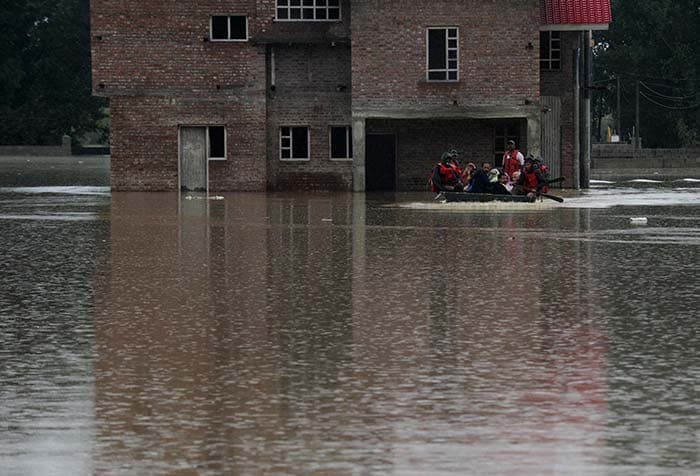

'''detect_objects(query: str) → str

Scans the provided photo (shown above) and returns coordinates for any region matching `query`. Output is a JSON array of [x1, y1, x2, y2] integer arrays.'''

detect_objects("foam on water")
[[562, 187, 700, 209], [0, 186, 110, 196], [395, 201, 559, 212]]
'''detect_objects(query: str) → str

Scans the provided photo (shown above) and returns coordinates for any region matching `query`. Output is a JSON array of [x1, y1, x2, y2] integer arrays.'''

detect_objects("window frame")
[[207, 125, 227, 161], [275, 0, 342, 22], [280, 126, 311, 161], [426, 27, 459, 82], [540, 31, 561, 71], [210, 15, 249, 42], [329, 125, 353, 161]]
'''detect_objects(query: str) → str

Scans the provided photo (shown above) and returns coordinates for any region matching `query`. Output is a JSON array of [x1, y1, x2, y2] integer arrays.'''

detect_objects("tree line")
[[0, 0, 105, 146]]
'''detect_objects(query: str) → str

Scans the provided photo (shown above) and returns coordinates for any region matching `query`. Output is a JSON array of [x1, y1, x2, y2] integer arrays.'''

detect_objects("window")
[[280, 127, 309, 160], [211, 16, 248, 41], [540, 31, 561, 70], [330, 126, 352, 160], [427, 27, 459, 81], [276, 0, 341, 21], [208, 126, 226, 160]]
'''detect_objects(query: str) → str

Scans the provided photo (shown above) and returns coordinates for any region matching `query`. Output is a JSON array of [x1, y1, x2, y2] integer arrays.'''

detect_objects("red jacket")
[[503, 150, 521, 178]]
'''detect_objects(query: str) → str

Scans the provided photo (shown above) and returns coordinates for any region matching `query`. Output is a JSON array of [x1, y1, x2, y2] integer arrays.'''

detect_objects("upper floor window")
[[211, 16, 248, 41], [427, 27, 459, 82], [276, 0, 341, 21], [540, 31, 561, 70]]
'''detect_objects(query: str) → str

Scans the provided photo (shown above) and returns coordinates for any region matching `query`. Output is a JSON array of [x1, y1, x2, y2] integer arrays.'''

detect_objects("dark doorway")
[[365, 134, 396, 191]]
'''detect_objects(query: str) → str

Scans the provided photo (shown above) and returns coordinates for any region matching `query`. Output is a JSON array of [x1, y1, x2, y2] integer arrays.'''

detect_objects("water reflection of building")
[[94, 196, 610, 473]]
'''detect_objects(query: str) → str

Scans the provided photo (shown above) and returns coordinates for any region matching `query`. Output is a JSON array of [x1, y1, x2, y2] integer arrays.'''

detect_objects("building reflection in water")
[[94, 193, 610, 474]]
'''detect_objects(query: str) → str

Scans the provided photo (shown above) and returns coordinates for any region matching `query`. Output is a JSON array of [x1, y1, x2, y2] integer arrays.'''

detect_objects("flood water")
[[1, 158, 699, 475]]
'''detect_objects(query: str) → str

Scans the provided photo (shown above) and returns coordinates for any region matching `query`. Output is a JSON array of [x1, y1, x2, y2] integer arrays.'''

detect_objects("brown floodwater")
[[1, 159, 699, 475]]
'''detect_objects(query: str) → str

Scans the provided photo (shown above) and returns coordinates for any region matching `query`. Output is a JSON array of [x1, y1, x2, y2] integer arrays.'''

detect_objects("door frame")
[[178, 125, 211, 193], [365, 132, 398, 192]]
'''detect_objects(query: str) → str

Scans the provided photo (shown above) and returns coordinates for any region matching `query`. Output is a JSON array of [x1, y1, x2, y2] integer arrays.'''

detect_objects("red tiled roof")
[[541, 0, 611, 26]]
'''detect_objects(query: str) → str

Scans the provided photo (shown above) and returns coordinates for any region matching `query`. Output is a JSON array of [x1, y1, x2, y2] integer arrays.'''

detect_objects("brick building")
[[90, 0, 611, 192]]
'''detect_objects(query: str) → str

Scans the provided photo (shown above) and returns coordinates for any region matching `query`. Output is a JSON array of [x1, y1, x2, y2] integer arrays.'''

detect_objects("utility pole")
[[635, 80, 640, 148], [616, 75, 621, 136]]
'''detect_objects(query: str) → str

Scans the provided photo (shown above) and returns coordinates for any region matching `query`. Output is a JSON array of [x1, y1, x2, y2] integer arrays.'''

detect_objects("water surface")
[[1, 168, 699, 475]]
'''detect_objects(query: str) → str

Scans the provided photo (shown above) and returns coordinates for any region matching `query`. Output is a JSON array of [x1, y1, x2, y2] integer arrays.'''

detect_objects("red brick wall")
[[110, 96, 266, 191], [91, 1, 264, 94], [267, 44, 353, 191], [351, 0, 541, 111]]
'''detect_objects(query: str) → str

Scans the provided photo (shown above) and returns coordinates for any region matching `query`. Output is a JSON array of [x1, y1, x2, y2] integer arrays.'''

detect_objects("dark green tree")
[[0, 0, 105, 145], [594, 0, 700, 147]]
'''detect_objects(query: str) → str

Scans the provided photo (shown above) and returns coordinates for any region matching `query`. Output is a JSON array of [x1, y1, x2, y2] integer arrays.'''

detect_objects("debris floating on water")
[[630, 217, 648, 225], [184, 195, 225, 201]]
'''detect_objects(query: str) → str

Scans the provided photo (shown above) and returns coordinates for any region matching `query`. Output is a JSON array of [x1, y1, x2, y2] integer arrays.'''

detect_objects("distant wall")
[[593, 144, 700, 169], [0, 135, 72, 156], [592, 144, 700, 180]]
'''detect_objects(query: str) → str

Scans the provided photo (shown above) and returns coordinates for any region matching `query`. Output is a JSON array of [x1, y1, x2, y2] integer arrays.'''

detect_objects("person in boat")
[[430, 151, 464, 192], [532, 157, 550, 193], [502, 140, 524, 180], [512, 157, 547, 197], [489, 169, 512, 195], [460, 162, 477, 191], [501, 171, 514, 193], [468, 162, 492, 194]]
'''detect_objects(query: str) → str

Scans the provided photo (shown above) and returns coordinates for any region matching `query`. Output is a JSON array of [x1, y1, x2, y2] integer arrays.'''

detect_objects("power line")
[[640, 81, 699, 101], [639, 91, 700, 110]]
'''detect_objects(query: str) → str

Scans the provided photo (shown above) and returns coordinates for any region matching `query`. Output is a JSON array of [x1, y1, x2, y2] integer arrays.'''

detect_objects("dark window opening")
[[331, 126, 352, 159], [292, 127, 308, 159], [230, 16, 247, 40], [280, 126, 309, 160], [211, 15, 247, 41], [427, 27, 458, 82], [212, 16, 228, 40], [540, 31, 561, 71], [209, 126, 225, 158]]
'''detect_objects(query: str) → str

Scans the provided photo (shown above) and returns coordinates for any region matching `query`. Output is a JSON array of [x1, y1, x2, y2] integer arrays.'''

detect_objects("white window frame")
[[275, 0, 342, 22], [207, 125, 227, 161], [329, 125, 352, 161], [540, 31, 561, 71], [210, 15, 249, 42], [426, 27, 459, 82], [280, 126, 310, 161]]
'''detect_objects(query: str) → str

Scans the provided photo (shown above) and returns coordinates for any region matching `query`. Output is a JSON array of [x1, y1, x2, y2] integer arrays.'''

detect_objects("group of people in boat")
[[429, 140, 548, 198]]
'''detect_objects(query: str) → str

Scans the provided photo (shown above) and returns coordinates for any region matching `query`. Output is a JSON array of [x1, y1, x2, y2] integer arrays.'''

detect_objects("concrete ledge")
[[0, 135, 72, 156], [592, 168, 700, 181]]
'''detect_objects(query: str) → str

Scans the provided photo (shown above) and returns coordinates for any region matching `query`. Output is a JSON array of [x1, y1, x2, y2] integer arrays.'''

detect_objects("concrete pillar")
[[352, 116, 366, 192], [62, 134, 72, 156], [527, 114, 541, 158]]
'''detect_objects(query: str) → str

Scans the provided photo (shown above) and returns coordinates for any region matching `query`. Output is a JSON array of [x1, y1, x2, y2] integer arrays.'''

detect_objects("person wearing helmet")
[[429, 151, 463, 193], [512, 157, 546, 197]]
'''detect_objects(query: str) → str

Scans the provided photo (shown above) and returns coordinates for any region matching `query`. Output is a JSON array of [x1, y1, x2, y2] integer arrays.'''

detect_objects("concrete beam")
[[353, 105, 540, 121]]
